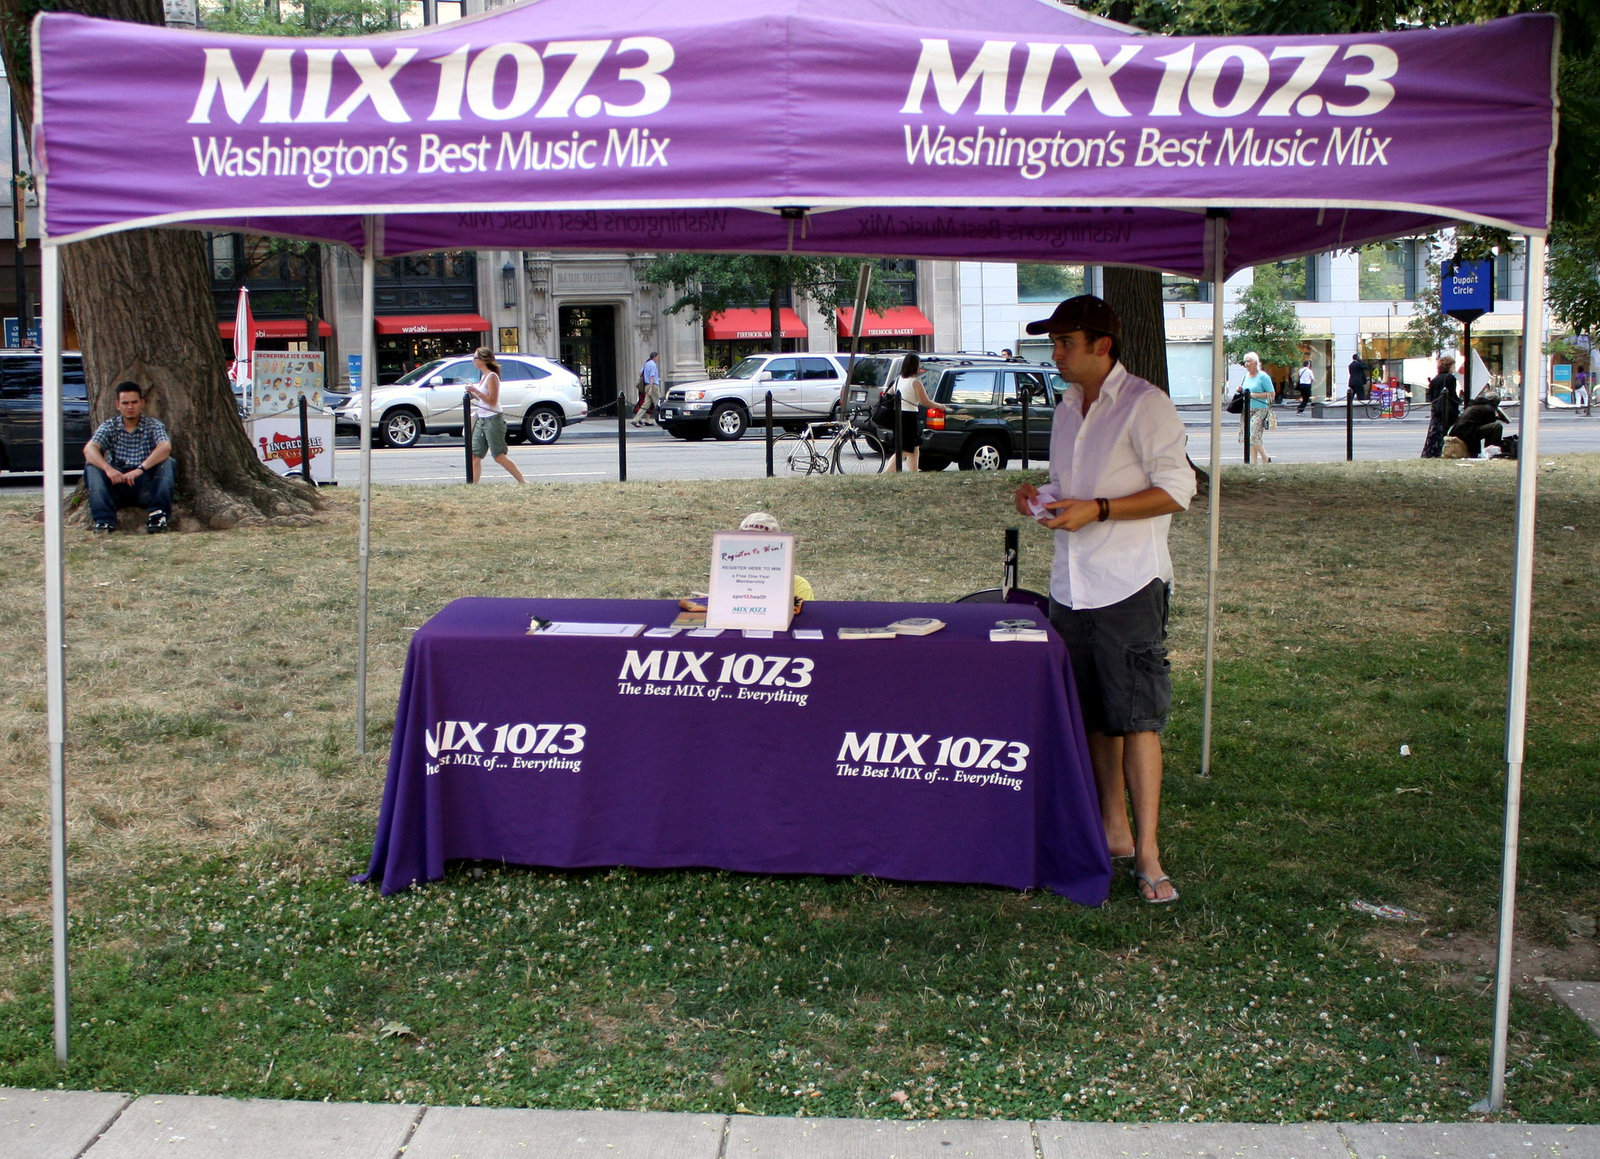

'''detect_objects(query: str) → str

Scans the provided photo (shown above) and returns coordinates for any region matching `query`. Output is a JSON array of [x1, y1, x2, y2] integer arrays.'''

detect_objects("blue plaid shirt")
[[91, 415, 170, 471]]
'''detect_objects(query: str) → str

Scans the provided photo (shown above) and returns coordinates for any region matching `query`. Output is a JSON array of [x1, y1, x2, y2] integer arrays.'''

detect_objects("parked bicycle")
[[774, 407, 886, 475], [1362, 383, 1410, 419]]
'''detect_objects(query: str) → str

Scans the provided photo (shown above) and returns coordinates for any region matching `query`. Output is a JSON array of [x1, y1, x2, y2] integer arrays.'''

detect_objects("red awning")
[[374, 313, 491, 336], [836, 306, 934, 338], [705, 308, 806, 341], [219, 318, 332, 339]]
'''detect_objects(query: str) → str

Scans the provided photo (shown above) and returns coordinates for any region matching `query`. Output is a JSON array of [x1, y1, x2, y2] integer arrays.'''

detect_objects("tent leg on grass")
[[357, 217, 378, 755], [43, 243, 70, 1066], [1200, 211, 1227, 777], [1475, 234, 1547, 1113]]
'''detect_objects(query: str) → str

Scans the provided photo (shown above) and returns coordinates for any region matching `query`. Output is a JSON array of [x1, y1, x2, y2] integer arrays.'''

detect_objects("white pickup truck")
[[656, 352, 849, 441]]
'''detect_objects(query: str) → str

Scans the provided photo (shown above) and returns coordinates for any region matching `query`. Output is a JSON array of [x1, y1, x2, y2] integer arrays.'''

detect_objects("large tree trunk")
[[1101, 265, 1208, 496], [1101, 267, 1169, 394], [64, 231, 319, 526], [0, 0, 319, 527]]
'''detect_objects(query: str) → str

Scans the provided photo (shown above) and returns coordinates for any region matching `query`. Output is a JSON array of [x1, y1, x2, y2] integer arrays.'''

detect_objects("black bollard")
[[297, 394, 313, 483], [765, 392, 774, 478], [617, 390, 628, 483], [462, 393, 474, 483], [1345, 389, 1355, 462]]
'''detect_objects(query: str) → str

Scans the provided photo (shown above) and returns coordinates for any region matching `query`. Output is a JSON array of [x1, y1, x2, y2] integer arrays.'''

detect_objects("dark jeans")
[[85, 460, 174, 525]]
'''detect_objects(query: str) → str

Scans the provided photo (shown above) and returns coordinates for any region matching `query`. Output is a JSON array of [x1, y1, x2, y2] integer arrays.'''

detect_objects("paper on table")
[[529, 621, 647, 637]]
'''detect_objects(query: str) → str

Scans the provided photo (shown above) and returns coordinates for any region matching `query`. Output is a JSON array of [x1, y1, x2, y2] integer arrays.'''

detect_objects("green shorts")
[[471, 413, 508, 458]]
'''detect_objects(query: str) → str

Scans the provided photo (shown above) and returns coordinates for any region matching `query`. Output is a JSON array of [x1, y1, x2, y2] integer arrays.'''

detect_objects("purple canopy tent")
[[30, 0, 1557, 1106]]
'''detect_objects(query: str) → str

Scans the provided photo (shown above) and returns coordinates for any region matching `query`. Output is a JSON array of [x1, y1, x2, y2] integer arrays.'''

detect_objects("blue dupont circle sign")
[[1441, 259, 1494, 322]]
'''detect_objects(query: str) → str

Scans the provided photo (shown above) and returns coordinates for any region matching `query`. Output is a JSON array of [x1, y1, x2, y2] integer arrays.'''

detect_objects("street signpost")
[[1441, 259, 1495, 402]]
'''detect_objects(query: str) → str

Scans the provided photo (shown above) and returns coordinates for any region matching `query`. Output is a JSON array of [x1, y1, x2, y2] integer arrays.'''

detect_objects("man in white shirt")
[[1013, 295, 1196, 905], [1296, 358, 1315, 413]]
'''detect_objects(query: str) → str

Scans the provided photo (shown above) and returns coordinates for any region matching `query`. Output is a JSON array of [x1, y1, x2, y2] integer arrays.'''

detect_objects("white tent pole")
[[1200, 212, 1226, 776], [1475, 234, 1546, 1114], [42, 243, 69, 1065], [357, 218, 377, 754]]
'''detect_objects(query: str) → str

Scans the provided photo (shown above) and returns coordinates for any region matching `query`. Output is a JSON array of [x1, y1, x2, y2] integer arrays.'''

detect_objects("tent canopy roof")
[[32, 1, 1557, 276]]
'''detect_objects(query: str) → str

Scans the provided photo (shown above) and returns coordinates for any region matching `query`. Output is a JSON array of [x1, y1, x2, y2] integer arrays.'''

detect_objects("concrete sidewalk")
[[5, 1088, 1596, 1159]]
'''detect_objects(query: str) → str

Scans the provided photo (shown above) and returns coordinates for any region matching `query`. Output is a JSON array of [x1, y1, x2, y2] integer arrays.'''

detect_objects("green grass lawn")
[[1, 456, 1596, 1122]]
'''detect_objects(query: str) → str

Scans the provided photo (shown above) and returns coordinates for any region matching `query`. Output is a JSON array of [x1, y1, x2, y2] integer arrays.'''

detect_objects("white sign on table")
[[706, 531, 795, 631]]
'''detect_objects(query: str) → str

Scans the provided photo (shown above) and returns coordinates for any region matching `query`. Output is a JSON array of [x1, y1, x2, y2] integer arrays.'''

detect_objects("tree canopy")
[[1224, 263, 1305, 368]]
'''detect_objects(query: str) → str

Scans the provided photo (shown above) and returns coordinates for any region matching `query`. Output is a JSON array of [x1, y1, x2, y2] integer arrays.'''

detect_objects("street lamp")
[[501, 259, 517, 310]]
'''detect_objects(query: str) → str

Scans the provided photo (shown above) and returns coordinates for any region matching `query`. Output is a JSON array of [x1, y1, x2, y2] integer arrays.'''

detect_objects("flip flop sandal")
[[1132, 869, 1180, 905]]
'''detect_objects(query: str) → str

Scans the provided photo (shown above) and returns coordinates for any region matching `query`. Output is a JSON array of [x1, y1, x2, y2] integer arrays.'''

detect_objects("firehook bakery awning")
[[373, 314, 491, 336], [837, 307, 935, 338], [220, 318, 332, 339], [705, 308, 807, 341]]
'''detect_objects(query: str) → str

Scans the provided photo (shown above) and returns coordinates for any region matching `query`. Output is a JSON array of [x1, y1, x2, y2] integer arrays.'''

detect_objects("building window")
[[1493, 240, 1525, 302], [1274, 256, 1317, 301], [835, 259, 919, 307], [1161, 274, 1210, 303], [374, 250, 478, 313], [207, 232, 321, 320], [1018, 264, 1088, 303], [1359, 240, 1421, 300]]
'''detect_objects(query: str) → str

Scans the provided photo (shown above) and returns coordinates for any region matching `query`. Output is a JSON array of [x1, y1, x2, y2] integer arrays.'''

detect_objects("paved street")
[[326, 409, 1600, 486], [2, 410, 1592, 491]]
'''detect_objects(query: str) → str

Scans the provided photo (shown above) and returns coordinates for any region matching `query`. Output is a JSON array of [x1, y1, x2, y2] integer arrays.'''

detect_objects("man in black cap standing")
[[1013, 295, 1194, 905]]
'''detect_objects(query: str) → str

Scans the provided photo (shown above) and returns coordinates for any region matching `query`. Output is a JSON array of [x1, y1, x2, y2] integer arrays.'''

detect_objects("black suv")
[[849, 353, 1062, 471], [0, 350, 90, 473]]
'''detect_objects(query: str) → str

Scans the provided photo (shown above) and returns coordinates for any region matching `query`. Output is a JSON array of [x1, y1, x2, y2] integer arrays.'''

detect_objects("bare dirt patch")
[[1366, 925, 1600, 997]]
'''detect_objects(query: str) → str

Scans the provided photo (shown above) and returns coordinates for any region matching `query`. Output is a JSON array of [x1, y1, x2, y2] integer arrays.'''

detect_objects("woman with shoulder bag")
[[889, 353, 935, 472], [1237, 352, 1275, 463], [1420, 355, 1459, 458]]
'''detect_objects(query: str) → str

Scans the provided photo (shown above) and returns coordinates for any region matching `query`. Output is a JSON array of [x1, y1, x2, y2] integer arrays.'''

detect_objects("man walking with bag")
[[632, 352, 661, 426]]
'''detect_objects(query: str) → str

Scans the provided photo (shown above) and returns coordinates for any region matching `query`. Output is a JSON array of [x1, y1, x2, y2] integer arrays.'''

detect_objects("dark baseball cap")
[[1023, 294, 1122, 338]]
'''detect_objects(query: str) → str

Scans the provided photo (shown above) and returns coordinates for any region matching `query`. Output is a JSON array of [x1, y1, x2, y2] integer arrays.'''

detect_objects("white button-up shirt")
[[1049, 363, 1196, 610]]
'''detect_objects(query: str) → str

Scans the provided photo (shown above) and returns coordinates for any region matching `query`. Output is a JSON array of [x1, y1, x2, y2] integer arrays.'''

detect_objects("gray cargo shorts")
[[1049, 578, 1172, 737]]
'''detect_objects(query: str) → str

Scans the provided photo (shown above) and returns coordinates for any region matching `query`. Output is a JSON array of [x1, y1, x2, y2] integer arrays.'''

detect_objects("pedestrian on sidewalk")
[[468, 348, 526, 483], [1295, 359, 1315, 413], [632, 352, 661, 426], [1420, 355, 1459, 459], [1348, 353, 1369, 401], [1238, 352, 1275, 463]]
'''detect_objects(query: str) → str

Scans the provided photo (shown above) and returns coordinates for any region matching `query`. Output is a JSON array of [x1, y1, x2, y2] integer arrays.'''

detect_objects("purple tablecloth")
[[359, 598, 1110, 904]]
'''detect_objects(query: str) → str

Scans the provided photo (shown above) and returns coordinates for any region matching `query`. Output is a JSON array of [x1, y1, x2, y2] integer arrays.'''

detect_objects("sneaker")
[[91, 522, 115, 534], [147, 511, 169, 533]]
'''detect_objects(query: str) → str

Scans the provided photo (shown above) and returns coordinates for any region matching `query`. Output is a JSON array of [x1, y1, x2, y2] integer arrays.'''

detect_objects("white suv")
[[335, 354, 587, 448], [658, 353, 848, 441]]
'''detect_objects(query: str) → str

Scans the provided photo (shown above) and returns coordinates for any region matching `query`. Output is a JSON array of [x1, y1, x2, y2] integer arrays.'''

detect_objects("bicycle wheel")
[[832, 428, 886, 475], [775, 433, 822, 475]]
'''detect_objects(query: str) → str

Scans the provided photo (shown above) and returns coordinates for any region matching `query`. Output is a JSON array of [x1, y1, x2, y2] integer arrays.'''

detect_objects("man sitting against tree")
[[83, 381, 174, 533]]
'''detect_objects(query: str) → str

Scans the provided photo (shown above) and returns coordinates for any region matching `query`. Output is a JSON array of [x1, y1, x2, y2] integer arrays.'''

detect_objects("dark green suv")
[[849, 353, 1061, 471]]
